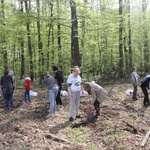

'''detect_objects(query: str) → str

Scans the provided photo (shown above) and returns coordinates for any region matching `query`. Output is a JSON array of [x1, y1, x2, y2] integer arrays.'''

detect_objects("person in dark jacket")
[[52, 66, 63, 106], [140, 75, 150, 107], [1, 70, 14, 110]]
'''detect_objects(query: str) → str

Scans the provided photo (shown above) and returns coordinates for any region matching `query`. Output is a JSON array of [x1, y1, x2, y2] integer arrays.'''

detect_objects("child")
[[140, 75, 150, 107], [24, 75, 31, 105], [131, 67, 140, 100], [84, 81, 107, 117], [40, 71, 59, 118], [67, 66, 84, 121]]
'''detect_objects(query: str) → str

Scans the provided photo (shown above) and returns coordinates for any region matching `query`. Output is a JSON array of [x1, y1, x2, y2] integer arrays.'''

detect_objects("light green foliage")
[[0, 0, 150, 78]]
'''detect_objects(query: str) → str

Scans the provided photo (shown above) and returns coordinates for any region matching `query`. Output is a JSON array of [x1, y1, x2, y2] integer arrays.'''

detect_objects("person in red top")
[[24, 75, 31, 105]]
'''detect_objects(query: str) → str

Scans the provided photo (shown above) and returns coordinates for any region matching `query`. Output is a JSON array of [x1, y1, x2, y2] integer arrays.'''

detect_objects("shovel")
[[87, 98, 94, 122]]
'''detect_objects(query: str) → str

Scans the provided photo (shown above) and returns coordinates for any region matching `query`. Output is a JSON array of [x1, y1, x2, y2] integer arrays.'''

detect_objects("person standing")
[[40, 71, 59, 118], [67, 66, 84, 121], [84, 81, 107, 117], [140, 75, 150, 107], [9, 71, 16, 98], [52, 66, 63, 107], [131, 67, 140, 100], [1, 70, 14, 111], [24, 75, 31, 105]]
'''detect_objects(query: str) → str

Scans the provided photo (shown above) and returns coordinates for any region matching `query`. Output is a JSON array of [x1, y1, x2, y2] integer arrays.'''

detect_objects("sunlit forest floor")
[[0, 82, 149, 150]]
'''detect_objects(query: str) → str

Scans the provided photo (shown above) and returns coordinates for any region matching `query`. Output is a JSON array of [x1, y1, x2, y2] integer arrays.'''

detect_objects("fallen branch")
[[141, 131, 150, 147], [45, 133, 72, 144]]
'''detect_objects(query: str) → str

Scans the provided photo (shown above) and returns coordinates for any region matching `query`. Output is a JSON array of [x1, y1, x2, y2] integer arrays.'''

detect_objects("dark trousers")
[[56, 83, 62, 105], [24, 90, 30, 103], [132, 84, 137, 99], [141, 84, 149, 105], [94, 99, 100, 116], [2, 87, 13, 110]]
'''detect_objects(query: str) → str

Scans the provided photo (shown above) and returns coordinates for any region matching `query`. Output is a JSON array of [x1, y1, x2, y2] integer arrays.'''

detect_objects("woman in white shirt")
[[67, 66, 84, 121]]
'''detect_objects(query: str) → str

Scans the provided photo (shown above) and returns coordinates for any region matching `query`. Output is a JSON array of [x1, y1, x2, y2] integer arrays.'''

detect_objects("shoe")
[[144, 104, 149, 107], [46, 113, 54, 118], [69, 117, 73, 121], [27, 102, 30, 105], [76, 115, 83, 119], [23, 103, 28, 107], [133, 98, 138, 101]]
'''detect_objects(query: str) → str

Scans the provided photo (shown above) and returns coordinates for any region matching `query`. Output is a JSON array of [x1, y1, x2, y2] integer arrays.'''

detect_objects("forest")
[[0, 0, 150, 80], [0, 1, 150, 150]]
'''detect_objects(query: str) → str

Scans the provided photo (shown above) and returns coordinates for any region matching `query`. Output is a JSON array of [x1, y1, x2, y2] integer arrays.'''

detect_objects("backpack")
[[57, 70, 64, 83]]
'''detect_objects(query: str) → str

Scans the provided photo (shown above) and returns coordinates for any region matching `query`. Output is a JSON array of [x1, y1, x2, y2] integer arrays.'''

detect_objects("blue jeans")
[[24, 90, 30, 103], [49, 86, 59, 115], [2, 87, 13, 110]]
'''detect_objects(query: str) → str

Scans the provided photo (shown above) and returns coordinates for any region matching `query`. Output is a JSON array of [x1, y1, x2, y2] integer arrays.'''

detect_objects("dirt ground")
[[0, 83, 149, 150]]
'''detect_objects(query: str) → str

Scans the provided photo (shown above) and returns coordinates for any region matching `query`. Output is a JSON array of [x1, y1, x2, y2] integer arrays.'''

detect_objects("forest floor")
[[0, 82, 150, 150]]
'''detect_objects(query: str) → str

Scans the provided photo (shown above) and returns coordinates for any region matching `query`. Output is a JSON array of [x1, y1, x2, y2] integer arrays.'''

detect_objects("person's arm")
[[68, 84, 73, 97], [67, 75, 73, 97], [40, 79, 45, 88], [0, 77, 2, 86], [91, 90, 96, 104]]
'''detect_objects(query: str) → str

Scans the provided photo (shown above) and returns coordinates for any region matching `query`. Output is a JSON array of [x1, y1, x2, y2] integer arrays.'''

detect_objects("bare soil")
[[0, 83, 149, 150]]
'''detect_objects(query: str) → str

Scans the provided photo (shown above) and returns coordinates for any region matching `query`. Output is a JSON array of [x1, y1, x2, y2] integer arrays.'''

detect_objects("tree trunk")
[[1, 0, 8, 70], [118, 0, 124, 77], [25, 0, 34, 80], [20, 0, 25, 79], [70, 0, 81, 67], [37, 0, 44, 84], [127, 0, 132, 69], [57, 0, 62, 69], [142, 0, 149, 72]]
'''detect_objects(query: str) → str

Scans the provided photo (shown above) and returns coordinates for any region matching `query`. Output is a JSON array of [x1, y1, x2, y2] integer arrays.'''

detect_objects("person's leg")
[[48, 88, 56, 115], [56, 83, 62, 105], [94, 99, 100, 116], [9, 87, 13, 110], [2, 88, 9, 110], [75, 92, 81, 117], [132, 85, 137, 100], [24, 90, 27, 103], [54, 87, 59, 113], [27, 90, 30, 103], [69, 92, 76, 119], [141, 85, 148, 106]]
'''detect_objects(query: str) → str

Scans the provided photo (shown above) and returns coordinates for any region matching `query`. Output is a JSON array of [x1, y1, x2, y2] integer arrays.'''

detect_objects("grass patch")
[[65, 126, 90, 144]]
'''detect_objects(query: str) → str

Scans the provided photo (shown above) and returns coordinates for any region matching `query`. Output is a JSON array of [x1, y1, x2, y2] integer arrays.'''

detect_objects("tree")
[[119, 0, 124, 77], [25, 0, 34, 80], [70, 0, 81, 67]]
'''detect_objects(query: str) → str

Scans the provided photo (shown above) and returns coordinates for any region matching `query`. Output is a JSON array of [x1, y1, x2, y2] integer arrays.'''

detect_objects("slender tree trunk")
[[127, 0, 132, 69], [57, 0, 62, 69], [70, 0, 81, 67], [1, 0, 8, 70], [37, 0, 44, 84], [142, 0, 149, 72], [119, 0, 124, 77], [51, 3, 54, 65], [20, 0, 25, 78], [25, 0, 34, 80], [47, 2, 54, 69]]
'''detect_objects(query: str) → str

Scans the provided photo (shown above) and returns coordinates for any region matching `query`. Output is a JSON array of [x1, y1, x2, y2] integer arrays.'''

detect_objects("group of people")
[[1, 66, 149, 122], [40, 66, 108, 121], [131, 67, 150, 107]]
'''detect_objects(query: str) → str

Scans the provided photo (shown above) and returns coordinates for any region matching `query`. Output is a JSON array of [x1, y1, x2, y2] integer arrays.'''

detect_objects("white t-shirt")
[[67, 74, 82, 92]]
